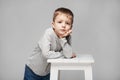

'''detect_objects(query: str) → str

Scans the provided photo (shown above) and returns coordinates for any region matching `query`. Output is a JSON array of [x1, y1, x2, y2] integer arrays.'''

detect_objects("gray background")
[[0, 0, 120, 80]]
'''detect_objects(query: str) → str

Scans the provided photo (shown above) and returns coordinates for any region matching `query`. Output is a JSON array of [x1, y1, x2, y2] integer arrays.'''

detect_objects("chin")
[[60, 33, 65, 35]]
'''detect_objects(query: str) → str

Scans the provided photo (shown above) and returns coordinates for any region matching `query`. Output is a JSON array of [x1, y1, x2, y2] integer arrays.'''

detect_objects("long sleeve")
[[59, 37, 72, 58], [26, 28, 73, 76], [38, 28, 63, 59]]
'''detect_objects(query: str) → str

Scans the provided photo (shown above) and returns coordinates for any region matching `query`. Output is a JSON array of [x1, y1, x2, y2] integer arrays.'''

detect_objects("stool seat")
[[47, 54, 94, 80]]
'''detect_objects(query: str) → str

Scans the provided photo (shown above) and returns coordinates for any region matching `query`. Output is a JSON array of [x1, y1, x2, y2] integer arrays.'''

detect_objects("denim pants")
[[24, 65, 50, 80]]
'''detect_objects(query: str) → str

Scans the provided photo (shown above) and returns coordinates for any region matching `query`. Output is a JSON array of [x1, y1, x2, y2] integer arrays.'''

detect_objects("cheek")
[[66, 26, 72, 30]]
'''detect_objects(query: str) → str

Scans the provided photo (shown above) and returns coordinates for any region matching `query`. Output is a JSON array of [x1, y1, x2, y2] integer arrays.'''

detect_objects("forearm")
[[42, 50, 63, 59], [59, 38, 72, 58], [38, 42, 63, 59]]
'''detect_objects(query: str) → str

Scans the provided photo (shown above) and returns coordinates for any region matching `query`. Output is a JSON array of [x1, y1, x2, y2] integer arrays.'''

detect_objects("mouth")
[[60, 29, 66, 32]]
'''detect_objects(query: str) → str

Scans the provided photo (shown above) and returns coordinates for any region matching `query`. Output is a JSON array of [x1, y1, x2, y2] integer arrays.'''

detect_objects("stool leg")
[[50, 64, 59, 80], [58, 70, 60, 80], [84, 66, 93, 80]]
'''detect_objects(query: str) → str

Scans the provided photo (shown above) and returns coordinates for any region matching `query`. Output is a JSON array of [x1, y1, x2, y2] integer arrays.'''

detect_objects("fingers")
[[69, 29, 72, 33], [59, 30, 72, 38], [66, 29, 72, 36], [71, 53, 76, 58]]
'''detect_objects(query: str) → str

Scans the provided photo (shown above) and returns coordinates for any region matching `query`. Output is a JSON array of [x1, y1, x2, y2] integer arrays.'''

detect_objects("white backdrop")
[[0, 0, 120, 80]]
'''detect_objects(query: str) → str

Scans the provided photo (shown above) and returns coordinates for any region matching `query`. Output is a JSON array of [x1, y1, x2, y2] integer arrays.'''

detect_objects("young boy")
[[24, 7, 76, 80]]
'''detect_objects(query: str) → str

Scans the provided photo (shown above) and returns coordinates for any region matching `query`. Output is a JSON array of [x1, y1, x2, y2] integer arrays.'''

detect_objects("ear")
[[52, 22, 55, 29]]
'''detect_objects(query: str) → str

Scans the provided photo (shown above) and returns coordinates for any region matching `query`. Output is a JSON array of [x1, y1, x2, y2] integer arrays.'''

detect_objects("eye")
[[66, 22, 70, 25], [66, 23, 69, 24], [58, 21, 62, 23]]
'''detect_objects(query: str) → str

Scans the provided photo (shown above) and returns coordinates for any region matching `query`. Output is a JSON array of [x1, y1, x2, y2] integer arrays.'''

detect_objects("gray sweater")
[[26, 28, 72, 76]]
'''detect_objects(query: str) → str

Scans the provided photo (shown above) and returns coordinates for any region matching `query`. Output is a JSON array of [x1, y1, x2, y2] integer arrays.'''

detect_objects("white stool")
[[47, 54, 94, 80]]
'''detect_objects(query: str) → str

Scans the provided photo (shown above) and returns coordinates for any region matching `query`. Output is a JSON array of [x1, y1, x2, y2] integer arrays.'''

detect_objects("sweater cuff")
[[59, 38, 67, 47]]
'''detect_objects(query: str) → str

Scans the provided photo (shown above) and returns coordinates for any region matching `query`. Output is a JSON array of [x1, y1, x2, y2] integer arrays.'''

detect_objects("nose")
[[62, 23, 66, 28]]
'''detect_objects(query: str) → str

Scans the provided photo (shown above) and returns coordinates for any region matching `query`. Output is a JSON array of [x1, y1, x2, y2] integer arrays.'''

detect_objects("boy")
[[24, 7, 76, 80]]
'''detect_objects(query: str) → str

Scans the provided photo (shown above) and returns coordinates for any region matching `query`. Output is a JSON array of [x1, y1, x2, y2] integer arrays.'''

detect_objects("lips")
[[59, 29, 66, 34], [60, 29, 66, 32]]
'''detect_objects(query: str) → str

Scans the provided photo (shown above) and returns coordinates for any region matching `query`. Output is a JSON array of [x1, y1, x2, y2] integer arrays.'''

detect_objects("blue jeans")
[[24, 65, 50, 80]]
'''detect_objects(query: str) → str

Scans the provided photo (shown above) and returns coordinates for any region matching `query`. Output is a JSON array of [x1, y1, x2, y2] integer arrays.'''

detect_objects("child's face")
[[52, 14, 72, 38]]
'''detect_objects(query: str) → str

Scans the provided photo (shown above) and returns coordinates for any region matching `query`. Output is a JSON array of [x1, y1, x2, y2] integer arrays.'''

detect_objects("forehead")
[[55, 13, 72, 21]]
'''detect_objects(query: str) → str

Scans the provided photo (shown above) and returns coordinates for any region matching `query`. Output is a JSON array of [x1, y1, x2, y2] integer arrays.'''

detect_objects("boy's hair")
[[53, 7, 74, 24]]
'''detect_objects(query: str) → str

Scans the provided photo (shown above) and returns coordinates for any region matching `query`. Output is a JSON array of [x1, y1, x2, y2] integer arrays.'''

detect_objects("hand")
[[71, 53, 76, 58], [59, 29, 72, 38]]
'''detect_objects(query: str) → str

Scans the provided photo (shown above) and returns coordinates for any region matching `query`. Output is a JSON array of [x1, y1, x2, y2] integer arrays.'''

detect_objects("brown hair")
[[53, 7, 74, 24]]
